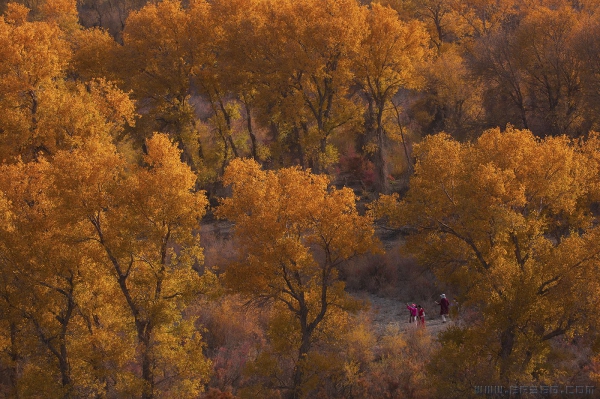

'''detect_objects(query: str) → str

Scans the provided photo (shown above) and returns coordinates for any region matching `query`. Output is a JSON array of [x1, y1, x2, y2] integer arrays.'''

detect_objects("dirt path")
[[354, 292, 454, 340]]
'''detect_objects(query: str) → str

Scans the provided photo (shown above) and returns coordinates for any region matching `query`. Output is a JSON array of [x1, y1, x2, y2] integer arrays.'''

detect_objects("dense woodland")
[[2, 0, 600, 397]]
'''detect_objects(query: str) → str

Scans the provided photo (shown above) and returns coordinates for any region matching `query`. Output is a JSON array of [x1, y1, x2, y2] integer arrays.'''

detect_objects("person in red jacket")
[[417, 305, 426, 327], [436, 294, 450, 323]]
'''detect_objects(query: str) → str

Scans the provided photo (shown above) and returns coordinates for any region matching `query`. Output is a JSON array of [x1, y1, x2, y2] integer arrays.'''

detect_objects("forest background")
[[2, 0, 600, 397]]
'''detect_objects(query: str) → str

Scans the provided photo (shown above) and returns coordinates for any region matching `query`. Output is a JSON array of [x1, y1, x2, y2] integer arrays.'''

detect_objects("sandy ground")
[[353, 292, 454, 340]]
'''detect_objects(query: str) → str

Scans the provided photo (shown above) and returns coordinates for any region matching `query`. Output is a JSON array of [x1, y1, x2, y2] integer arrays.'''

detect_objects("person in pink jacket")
[[406, 303, 417, 323]]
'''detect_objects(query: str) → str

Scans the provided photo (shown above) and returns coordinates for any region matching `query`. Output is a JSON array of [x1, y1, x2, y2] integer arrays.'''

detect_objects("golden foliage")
[[374, 127, 600, 387], [217, 158, 378, 398]]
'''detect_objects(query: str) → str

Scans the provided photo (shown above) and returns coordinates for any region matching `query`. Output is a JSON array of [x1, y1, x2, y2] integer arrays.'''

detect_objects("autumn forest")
[[1, 0, 600, 397]]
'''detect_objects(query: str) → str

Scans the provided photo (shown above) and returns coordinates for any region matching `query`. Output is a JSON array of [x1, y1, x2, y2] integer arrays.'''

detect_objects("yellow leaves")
[[0, 129, 211, 394], [377, 127, 600, 384], [342, 312, 376, 365], [121, 0, 200, 98], [152, 323, 211, 398], [39, 0, 79, 32], [282, 0, 366, 59], [70, 28, 120, 82], [520, 3, 579, 45], [86, 78, 137, 133], [238, 0, 368, 171], [356, 3, 431, 94], [0, 5, 215, 395], [143, 133, 193, 182], [116, 0, 215, 164], [124, 0, 190, 56], [219, 159, 373, 264], [3, 3, 29, 24], [400, 127, 594, 237], [0, 7, 136, 162], [0, 191, 14, 232], [450, 0, 518, 37], [0, 159, 53, 224], [218, 158, 378, 394], [418, 45, 485, 138], [51, 137, 123, 219], [206, 0, 266, 90], [475, 127, 593, 219], [0, 14, 70, 91]]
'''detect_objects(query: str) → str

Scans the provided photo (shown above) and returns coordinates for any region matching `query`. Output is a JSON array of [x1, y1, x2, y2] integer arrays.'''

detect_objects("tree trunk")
[[498, 326, 515, 381], [290, 312, 312, 399], [374, 103, 390, 194], [9, 321, 20, 399], [244, 101, 258, 161], [219, 98, 239, 159], [141, 333, 154, 399]]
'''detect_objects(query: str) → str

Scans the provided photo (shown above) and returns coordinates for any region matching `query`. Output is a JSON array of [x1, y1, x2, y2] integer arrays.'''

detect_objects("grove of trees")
[[2, 0, 600, 397]]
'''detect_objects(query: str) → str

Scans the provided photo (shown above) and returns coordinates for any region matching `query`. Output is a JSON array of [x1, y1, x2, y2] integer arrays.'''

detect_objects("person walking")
[[436, 294, 450, 323], [417, 305, 426, 328], [406, 303, 417, 324]]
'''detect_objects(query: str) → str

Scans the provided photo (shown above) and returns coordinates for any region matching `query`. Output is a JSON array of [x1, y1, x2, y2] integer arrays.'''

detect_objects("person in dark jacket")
[[436, 294, 450, 323]]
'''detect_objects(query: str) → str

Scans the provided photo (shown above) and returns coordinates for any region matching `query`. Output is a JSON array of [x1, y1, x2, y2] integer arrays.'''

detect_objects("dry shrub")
[[201, 387, 238, 399], [309, 312, 377, 399], [335, 148, 376, 190], [341, 242, 437, 302], [589, 351, 600, 387], [425, 325, 496, 399], [193, 295, 268, 395], [307, 314, 437, 399], [341, 253, 399, 295], [197, 225, 284, 397], [546, 336, 598, 389], [426, 327, 598, 399], [200, 221, 237, 273], [360, 326, 437, 399]]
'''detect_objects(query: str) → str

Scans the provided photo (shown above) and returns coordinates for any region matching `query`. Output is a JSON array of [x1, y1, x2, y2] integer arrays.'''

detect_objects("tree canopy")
[[217, 158, 379, 398], [374, 127, 600, 393], [3, 0, 600, 397]]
